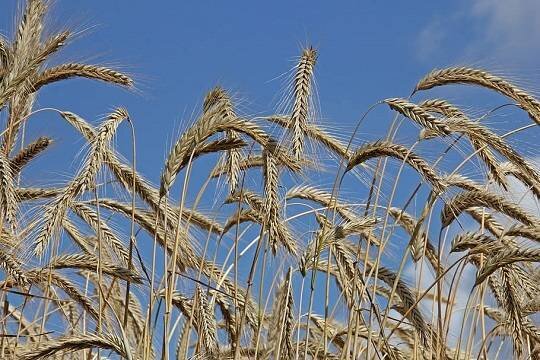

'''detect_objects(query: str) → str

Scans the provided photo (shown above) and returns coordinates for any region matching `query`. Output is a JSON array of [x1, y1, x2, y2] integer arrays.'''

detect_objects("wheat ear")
[[441, 189, 539, 228], [347, 140, 444, 192], [291, 47, 317, 161], [416, 67, 540, 125], [18, 333, 130, 360]]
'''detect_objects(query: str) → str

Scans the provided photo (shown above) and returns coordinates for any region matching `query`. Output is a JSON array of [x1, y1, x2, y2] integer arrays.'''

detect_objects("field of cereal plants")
[[1, 1, 540, 359]]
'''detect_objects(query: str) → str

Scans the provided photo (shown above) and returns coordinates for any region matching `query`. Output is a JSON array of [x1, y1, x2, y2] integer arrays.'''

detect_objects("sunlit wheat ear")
[[203, 86, 242, 194], [268, 115, 350, 159], [444, 174, 484, 192], [9, 136, 52, 174], [38, 30, 70, 58], [33, 108, 128, 256], [384, 98, 451, 135], [419, 100, 509, 188], [500, 161, 540, 200], [0, 151, 17, 230], [49, 253, 142, 283], [419, 98, 466, 119], [367, 264, 430, 345], [285, 185, 358, 221], [26, 268, 100, 321], [387, 207, 441, 271], [0, 247, 27, 285], [160, 101, 286, 197], [446, 117, 538, 184], [416, 67, 540, 125], [450, 232, 497, 253], [18, 333, 130, 360], [194, 285, 219, 358], [465, 206, 505, 237], [12, 0, 47, 58], [346, 140, 445, 192], [269, 269, 294, 360], [263, 140, 296, 255], [32, 63, 133, 91], [441, 189, 539, 228], [291, 47, 317, 161], [505, 224, 540, 243], [482, 267, 525, 355], [0, 35, 9, 66], [477, 247, 540, 285]]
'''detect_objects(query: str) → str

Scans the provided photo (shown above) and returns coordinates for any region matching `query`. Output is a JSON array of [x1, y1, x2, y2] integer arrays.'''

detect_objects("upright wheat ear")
[[291, 47, 317, 161], [416, 67, 540, 125], [0, 151, 16, 230]]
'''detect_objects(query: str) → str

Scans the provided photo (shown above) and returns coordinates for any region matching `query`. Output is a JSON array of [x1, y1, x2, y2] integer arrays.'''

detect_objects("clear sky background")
[[2, 0, 540, 186]]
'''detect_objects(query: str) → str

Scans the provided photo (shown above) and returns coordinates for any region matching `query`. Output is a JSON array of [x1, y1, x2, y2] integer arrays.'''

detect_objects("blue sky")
[[3, 0, 540, 185]]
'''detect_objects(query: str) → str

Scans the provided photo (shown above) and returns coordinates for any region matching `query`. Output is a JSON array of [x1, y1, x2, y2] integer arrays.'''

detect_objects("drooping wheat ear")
[[0, 151, 17, 230], [32, 63, 133, 91], [346, 140, 444, 192], [446, 117, 538, 185], [416, 67, 540, 125], [441, 189, 539, 228], [26, 269, 100, 321], [211, 291, 238, 346], [291, 47, 317, 161], [195, 285, 219, 358], [18, 333, 130, 360], [444, 174, 484, 192], [268, 115, 350, 159], [465, 206, 505, 237], [0, 247, 27, 285], [286, 185, 357, 221], [384, 98, 451, 136], [270, 269, 294, 360], [160, 102, 293, 197], [222, 208, 260, 234], [477, 247, 540, 285], [60, 111, 96, 138], [33, 108, 128, 256], [500, 161, 540, 200], [505, 224, 540, 243], [450, 232, 497, 253], [49, 253, 142, 283], [71, 107, 129, 195], [419, 98, 466, 119], [204, 86, 242, 194], [419, 100, 508, 187], [387, 207, 441, 271], [60, 111, 224, 237], [9, 136, 52, 173], [368, 264, 429, 345]]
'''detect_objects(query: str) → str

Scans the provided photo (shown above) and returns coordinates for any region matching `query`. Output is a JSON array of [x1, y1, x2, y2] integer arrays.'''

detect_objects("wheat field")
[[0, 1, 539, 359]]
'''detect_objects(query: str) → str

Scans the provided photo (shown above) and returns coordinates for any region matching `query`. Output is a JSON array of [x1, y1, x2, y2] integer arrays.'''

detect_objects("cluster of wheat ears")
[[1, 1, 540, 359]]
